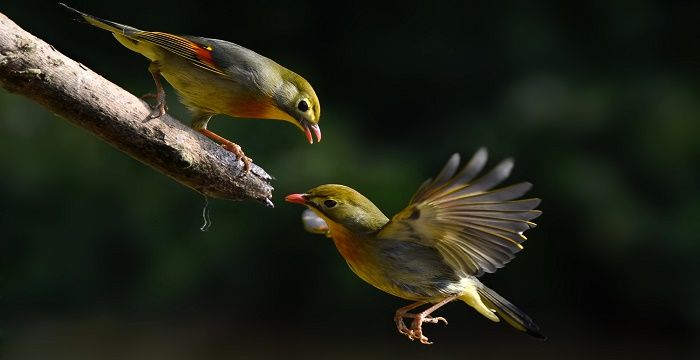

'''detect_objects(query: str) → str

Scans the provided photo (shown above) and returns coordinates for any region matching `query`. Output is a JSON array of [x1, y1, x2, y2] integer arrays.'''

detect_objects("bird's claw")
[[423, 315, 448, 325], [221, 142, 252, 173], [395, 316, 411, 336], [147, 108, 165, 120], [395, 312, 448, 345], [195, 129, 251, 173], [407, 329, 432, 345], [147, 101, 167, 119], [141, 93, 168, 120]]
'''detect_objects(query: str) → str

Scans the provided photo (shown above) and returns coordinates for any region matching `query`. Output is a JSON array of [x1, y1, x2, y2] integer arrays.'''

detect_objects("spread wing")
[[132, 32, 228, 76], [377, 148, 541, 277]]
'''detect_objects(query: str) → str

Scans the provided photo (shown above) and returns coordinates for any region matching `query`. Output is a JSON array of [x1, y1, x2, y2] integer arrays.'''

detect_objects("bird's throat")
[[328, 222, 368, 266]]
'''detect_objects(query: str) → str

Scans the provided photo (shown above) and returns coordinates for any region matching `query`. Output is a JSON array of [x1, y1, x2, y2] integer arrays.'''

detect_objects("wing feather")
[[378, 149, 541, 277], [434, 182, 532, 205], [133, 31, 227, 76], [454, 198, 541, 212], [410, 153, 461, 203]]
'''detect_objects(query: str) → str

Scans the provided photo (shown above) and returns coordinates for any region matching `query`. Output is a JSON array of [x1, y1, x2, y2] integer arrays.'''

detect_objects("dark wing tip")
[[59, 3, 85, 20], [527, 328, 547, 340]]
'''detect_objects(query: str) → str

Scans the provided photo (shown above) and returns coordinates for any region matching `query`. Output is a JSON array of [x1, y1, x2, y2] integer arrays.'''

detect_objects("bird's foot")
[[422, 315, 448, 325], [221, 141, 252, 172], [395, 314, 411, 336], [409, 314, 448, 345], [196, 128, 252, 173], [141, 93, 168, 120], [144, 65, 168, 120], [395, 312, 448, 345], [394, 297, 455, 345]]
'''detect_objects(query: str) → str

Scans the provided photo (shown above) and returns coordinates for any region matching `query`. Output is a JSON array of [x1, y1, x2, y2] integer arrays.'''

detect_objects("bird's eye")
[[297, 100, 310, 112], [323, 199, 337, 208]]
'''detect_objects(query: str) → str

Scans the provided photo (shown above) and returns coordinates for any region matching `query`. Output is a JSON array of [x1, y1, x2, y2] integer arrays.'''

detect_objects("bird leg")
[[197, 128, 253, 172], [140, 93, 168, 112], [144, 62, 167, 120], [191, 114, 253, 172], [394, 301, 426, 336], [394, 296, 456, 345]]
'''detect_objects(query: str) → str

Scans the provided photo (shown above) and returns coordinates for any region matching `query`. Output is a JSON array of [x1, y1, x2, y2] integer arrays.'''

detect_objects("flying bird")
[[286, 148, 544, 344]]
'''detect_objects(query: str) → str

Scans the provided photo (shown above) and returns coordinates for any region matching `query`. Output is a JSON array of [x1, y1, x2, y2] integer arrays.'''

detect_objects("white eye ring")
[[297, 100, 310, 112]]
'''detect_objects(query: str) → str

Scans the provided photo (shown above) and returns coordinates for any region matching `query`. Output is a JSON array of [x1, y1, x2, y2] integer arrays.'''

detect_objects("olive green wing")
[[132, 32, 228, 76], [61, 4, 227, 76], [377, 148, 541, 277]]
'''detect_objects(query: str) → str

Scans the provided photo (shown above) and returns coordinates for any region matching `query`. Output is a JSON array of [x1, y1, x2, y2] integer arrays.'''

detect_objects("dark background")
[[2, 1, 699, 359]]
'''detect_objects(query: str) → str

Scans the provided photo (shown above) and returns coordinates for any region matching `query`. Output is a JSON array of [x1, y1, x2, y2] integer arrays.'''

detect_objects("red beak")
[[285, 193, 308, 204], [302, 123, 322, 144], [312, 124, 322, 143]]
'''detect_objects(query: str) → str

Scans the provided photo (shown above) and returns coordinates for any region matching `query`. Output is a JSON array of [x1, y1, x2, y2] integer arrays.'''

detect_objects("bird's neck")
[[341, 202, 390, 234], [327, 222, 373, 267]]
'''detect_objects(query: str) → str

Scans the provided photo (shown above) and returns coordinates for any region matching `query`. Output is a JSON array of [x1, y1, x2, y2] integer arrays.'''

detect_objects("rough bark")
[[0, 12, 275, 207]]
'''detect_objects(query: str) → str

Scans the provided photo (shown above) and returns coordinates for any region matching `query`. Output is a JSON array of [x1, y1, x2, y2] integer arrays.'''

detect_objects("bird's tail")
[[476, 285, 546, 339], [59, 3, 140, 36]]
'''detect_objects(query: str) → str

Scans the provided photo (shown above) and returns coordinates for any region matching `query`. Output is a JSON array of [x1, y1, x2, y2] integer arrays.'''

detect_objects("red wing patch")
[[133, 31, 226, 76]]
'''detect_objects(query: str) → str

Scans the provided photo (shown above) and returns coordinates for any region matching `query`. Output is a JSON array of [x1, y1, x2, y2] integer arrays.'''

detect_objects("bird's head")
[[273, 72, 321, 144], [286, 184, 389, 234]]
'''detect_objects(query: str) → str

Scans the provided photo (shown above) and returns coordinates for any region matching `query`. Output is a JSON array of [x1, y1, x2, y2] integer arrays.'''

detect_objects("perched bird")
[[286, 148, 544, 344], [60, 3, 321, 171]]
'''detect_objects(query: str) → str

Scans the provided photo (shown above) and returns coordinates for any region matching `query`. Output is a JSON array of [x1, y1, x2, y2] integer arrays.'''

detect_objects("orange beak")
[[285, 193, 308, 204]]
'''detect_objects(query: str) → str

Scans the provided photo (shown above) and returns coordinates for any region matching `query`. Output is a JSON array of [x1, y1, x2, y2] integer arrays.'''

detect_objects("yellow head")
[[285, 184, 389, 234], [271, 71, 321, 144]]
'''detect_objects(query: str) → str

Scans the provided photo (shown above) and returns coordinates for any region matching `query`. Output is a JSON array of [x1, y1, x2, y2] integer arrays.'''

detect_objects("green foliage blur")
[[2, 0, 699, 358]]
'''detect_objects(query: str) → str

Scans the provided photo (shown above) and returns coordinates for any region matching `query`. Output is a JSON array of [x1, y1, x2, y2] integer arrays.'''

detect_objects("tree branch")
[[0, 12, 274, 207]]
